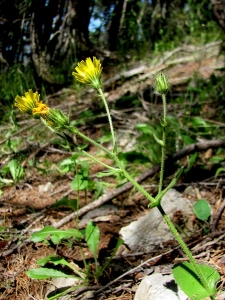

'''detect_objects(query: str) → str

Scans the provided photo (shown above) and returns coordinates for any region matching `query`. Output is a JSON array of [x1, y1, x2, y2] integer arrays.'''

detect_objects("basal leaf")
[[30, 226, 82, 244], [85, 221, 100, 258], [193, 199, 211, 221], [172, 262, 220, 300], [26, 268, 77, 280]]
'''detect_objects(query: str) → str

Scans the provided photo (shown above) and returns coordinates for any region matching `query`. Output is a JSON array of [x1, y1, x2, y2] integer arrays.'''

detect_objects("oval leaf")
[[85, 221, 100, 258], [193, 199, 211, 221], [172, 262, 220, 300]]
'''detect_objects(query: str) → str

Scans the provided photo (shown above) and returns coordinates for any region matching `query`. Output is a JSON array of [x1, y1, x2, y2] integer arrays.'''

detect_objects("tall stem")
[[157, 203, 211, 295], [66, 125, 114, 159], [158, 93, 167, 194], [156, 92, 211, 295], [98, 88, 117, 153], [113, 156, 155, 203]]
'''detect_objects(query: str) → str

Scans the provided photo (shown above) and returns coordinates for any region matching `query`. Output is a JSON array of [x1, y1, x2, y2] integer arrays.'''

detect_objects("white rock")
[[134, 273, 188, 300], [120, 189, 194, 252], [46, 277, 81, 300], [38, 182, 54, 194]]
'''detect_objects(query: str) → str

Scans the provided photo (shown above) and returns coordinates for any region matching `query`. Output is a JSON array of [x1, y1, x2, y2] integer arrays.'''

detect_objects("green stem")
[[66, 125, 114, 159], [65, 125, 155, 204], [158, 93, 167, 194], [114, 156, 155, 203], [156, 93, 211, 295], [79, 148, 118, 172], [157, 203, 212, 295], [158, 128, 165, 194], [98, 88, 117, 153]]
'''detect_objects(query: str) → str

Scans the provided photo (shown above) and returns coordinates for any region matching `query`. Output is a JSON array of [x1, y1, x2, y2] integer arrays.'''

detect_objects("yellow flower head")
[[33, 102, 49, 115], [15, 89, 40, 115], [72, 57, 102, 89]]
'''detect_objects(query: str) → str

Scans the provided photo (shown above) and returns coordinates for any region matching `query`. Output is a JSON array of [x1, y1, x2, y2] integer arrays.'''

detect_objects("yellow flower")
[[72, 57, 102, 89], [33, 102, 49, 115], [15, 89, 40, 115]]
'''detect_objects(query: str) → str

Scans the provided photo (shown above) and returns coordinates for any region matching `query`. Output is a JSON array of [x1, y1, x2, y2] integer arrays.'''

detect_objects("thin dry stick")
[[211, 200, 225, 231], [93, 246, 181, 296], [1, 210, 47, 257], [53, 139, 225, 228]]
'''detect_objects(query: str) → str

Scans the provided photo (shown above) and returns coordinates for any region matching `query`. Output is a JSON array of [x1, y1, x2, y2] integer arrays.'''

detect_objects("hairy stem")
[[158, 93, 167, 194], [157, 203, 212, 295], [98, 88, 117, 153]]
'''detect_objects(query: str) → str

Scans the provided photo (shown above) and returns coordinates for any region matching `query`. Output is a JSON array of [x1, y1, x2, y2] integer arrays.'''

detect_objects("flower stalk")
[[97, 88, 117, 153]]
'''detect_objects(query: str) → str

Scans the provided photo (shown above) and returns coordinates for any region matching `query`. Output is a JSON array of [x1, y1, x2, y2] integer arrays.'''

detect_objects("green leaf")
[[152, 133, 164, 146], [7, 159, 24, 183], [37, 255, 85, 279], [97, 169, 120, 178], [101, 238, 123, 274], [58, 158, 74, 173], [118, 151, 150, 164], [191, 117, 208, 129], [136, 123, 154, 135], [26, 268, 77, 280], [85, 221, 100, 259], [215, 167, 225, 177], [51, 197, 78, 211], [38, 255, 73, 270], [37, 255, 69, 267], [193, 199, 211, 221], [30, 226, 82, 244], [185, 152, 198, 173], [210, 156, 224, 163], [71, 173, 89, 190], [172, 262, 220, 300], [180, 133, 196, 145], [94, 180, 105, 199]]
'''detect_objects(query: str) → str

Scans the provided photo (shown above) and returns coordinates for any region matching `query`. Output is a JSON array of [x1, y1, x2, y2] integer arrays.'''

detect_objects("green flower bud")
[[45, 108, 70, 131], [154, 73, 170, 94]]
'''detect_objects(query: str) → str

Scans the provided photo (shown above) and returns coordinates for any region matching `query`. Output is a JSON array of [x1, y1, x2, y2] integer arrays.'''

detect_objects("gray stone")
[[120, 189, 194, 252], [134, 273, 188, 300]]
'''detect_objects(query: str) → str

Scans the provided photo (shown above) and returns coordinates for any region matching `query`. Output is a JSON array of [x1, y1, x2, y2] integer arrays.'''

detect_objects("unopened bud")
[[154, 73, 170, 94]]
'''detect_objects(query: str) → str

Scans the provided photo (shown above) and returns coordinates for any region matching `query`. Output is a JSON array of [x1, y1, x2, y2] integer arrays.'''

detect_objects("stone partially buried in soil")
[[134, 273, 188, 300], [120, 189, 195, 253]]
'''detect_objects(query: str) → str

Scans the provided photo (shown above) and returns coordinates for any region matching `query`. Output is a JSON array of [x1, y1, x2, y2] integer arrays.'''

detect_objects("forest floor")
[[1, 42, 225, 299]]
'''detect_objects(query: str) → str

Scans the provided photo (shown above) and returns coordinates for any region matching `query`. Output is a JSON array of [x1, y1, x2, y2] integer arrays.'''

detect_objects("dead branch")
[[102, 40, 223, 92]]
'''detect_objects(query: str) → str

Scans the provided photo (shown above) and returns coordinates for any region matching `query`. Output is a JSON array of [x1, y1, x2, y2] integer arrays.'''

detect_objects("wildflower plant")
[[15, 57, 220, 299]]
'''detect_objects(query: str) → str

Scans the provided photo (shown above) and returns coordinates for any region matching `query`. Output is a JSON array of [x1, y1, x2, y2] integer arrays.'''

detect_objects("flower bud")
[[44, 108, 70, 131], [154, 73, 170, 94]]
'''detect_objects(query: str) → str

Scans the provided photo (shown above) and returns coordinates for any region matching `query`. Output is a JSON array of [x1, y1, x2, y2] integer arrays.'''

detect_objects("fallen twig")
[[211, 200, 225, 231]]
